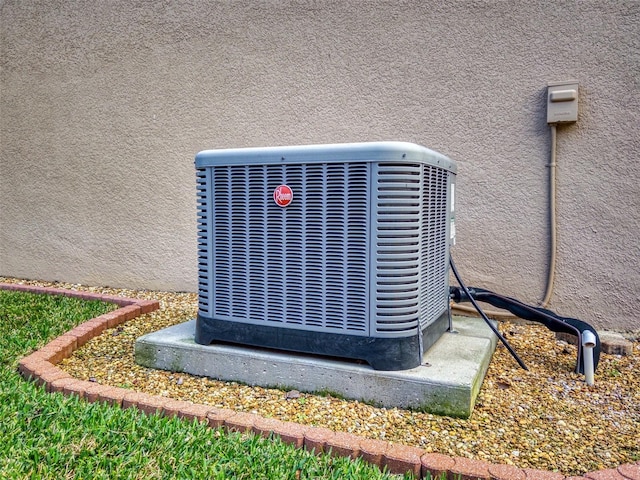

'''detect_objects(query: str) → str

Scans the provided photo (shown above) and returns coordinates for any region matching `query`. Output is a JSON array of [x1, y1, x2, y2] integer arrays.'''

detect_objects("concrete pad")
[[135, 316, 497, 418]]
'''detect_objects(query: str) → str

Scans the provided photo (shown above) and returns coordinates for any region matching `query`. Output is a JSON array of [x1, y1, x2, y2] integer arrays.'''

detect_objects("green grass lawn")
[[0, 289, 415, 479]]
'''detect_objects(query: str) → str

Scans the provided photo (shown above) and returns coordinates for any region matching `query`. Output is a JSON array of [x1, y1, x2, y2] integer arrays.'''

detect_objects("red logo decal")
[[273, 185, 293, 207]]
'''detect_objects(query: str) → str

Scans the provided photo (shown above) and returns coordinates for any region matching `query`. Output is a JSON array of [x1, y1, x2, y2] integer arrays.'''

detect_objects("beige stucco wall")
[[1, 1, 638, 332]]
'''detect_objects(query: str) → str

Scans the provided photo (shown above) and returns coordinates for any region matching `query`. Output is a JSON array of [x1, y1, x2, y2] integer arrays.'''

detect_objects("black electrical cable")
[[449, 255, 528, 370]]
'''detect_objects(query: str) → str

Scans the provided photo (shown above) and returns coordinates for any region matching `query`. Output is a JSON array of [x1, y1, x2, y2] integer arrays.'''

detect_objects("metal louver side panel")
[[372, 163, 422, 336], [202, 162, 370, 335], [196, 167, 211, 315], [419, 166, 450, 331]]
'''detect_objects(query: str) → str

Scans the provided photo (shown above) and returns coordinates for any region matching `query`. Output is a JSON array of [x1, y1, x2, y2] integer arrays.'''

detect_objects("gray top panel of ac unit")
[[195, 141, 456, 174]]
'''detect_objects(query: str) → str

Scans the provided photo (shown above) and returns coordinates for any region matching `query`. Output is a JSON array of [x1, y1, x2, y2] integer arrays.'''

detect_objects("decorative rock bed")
[[4, 281, 639, 480]]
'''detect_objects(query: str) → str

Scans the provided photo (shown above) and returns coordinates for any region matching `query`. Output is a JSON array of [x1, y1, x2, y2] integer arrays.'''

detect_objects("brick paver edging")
[[5, 283, 639, 480]]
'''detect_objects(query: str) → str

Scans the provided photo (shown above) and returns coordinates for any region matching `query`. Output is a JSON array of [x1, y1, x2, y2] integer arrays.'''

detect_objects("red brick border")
[[5, 282, 639, 480]]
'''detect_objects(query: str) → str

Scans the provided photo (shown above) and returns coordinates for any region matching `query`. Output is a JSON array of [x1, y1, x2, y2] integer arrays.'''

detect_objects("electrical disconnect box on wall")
[[547, 81, 579, 124]]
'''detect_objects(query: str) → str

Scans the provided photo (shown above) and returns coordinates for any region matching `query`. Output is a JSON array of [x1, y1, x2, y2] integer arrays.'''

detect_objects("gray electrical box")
[[547, 81, 579, 124]]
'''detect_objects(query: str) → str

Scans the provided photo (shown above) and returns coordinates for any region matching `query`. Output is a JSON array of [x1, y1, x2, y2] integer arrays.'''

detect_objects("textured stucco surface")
[[1, 1, 639, 331]]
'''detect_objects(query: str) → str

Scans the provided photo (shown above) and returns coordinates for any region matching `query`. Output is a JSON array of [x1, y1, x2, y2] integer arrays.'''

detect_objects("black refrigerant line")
[[449, 255, 601, 375]]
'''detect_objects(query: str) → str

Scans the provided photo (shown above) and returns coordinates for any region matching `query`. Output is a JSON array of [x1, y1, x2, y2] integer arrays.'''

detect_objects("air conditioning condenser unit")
[[194, 142, 456, 371]]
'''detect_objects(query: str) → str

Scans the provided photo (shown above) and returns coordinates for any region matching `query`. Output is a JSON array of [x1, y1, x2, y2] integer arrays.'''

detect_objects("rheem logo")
[[273, 185, 293, 207]]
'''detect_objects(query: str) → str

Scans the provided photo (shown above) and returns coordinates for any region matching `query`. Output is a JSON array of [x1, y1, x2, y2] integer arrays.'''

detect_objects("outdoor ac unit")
[[194, 142, 457, 370]]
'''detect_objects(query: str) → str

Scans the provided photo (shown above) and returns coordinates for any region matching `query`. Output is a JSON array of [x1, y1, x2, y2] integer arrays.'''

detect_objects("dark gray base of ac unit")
[[194, 312, 450, 371]]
